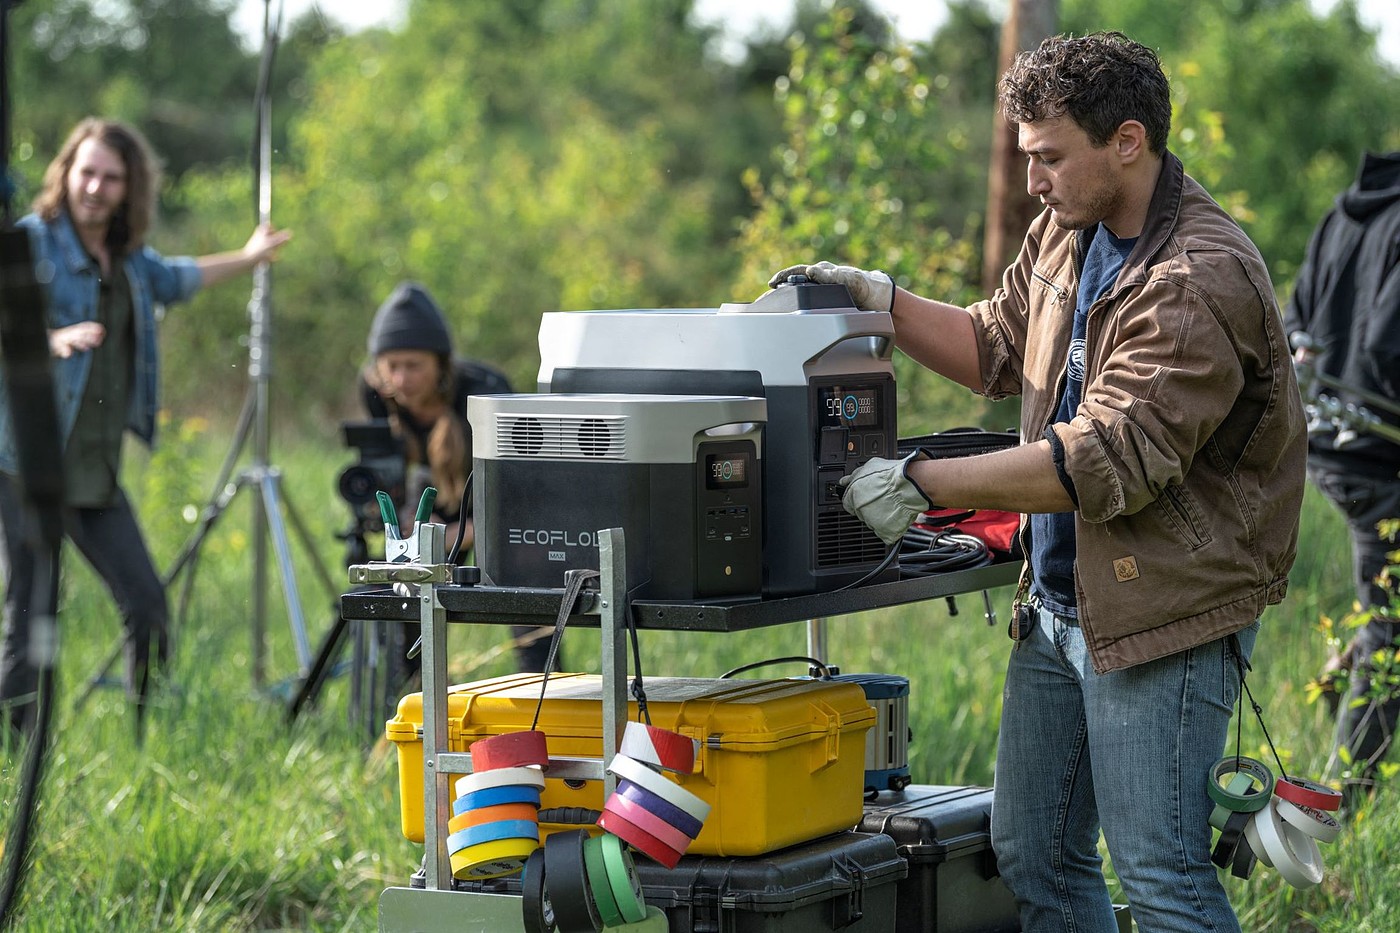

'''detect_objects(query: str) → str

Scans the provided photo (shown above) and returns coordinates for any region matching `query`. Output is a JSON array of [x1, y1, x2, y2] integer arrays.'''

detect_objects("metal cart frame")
[[348, 523, 1020, 931]]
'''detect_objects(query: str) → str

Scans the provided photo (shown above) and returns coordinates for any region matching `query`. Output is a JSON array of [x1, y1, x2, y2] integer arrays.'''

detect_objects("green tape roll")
[[1207, 756, 1274, 813], [583, 833, 624, 927], [600, 832, 647, 924], [1210, 772, 1259, 829]]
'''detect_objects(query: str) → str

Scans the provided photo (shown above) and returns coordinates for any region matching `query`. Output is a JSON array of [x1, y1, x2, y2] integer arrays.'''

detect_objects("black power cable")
[[0, 10, 65, 907]]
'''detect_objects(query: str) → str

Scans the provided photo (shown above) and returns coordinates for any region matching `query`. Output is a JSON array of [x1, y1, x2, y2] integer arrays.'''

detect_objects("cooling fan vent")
[[497, 414, 627, 459]]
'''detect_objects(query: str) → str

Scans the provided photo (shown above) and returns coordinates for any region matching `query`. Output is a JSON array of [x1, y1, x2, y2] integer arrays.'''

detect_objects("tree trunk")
[[982, 0, 1060, 295]]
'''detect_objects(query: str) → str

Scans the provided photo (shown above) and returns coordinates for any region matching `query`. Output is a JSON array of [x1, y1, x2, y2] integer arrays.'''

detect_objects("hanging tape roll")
[[449, 837, 538, 881], [447, 819, 541, 853], [455, 764, 547, 798], [471, 730, 551, 771], [448, 803, 541, 833], [454, 783, 542, 816], [606, 754, 711, 823], [520, 848, 555, 933], [1210, 808, 1250, 870], [599, 832, 647, 924], [544, 829, 601, 933], [1273, 775, 1343, 812], [1210, 773, 1257, 831], [603, 793, 695, 853], [1207, 756, 1274, 813], [1243, 813, 1273, 869], [1249, 799, 1324, 889], [1273, 796, 1341, 844], [619, 721, 699, 774], [614, 778, 704, 839], [597, 807, 685, 870], [581, 832, 624, 927], [1229, 826, 1258, 880]]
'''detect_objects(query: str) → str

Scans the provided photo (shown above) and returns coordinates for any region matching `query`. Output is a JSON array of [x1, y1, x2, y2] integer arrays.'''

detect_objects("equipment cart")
[[345, 523, 1020, 932]]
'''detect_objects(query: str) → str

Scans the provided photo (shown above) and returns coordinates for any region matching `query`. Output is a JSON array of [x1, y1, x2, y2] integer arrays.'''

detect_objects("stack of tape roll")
[[1206, 755, 1343, 889], [446, 730, 550, 880], [596, 722, 710, 870], [521, 829, 652, 933]]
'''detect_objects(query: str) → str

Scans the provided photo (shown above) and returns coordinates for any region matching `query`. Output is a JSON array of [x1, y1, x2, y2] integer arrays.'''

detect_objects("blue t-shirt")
[[1029, 224, 1137, 616]]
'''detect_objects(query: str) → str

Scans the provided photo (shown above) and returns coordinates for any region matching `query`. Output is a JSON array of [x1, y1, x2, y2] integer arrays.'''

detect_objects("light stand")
[[77, 0, 335, 702], [164, 0, 332, 687]]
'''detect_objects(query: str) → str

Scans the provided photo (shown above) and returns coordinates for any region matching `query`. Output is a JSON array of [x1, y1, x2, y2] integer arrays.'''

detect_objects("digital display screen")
[[705, 452, 750, 489], [818, 386, 882, 428]]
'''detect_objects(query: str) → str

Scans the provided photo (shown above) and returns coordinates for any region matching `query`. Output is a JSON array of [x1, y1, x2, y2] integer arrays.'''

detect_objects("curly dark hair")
[[998, 32, 1171, 155]]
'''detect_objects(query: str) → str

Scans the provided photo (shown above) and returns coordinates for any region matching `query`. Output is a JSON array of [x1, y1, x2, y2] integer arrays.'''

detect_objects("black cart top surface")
[[340, 560, 1021, 633]]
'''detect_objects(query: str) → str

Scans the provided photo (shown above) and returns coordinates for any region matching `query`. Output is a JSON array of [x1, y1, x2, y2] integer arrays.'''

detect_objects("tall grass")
[[2, 423, 1394, 930]]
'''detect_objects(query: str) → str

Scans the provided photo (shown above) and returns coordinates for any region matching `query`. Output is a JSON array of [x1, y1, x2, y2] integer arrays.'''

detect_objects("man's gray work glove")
[[839, 451, 933, 546], [768, 260, 895, 313]]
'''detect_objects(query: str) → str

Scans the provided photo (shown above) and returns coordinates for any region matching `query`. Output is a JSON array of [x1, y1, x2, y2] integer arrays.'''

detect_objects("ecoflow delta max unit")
[[469, 393, 766, 600], [534, 279, 898, 596]]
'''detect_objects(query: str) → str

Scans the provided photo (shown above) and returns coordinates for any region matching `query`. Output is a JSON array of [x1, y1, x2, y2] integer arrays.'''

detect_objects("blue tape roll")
[[453, 784, 543, 816], [446, 819, 541, 854]]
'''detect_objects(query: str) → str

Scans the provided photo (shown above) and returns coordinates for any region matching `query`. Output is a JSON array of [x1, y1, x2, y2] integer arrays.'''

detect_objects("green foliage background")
[[4, 0, 1400, 928]]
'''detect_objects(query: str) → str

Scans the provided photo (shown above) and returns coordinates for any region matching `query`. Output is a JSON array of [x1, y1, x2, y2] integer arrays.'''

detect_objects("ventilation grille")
[[496, 414, 626, 459], [816, 511, 888, 567]]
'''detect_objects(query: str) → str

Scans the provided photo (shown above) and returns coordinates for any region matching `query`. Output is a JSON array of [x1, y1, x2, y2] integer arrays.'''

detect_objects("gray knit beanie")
[[367, 281, 453, 356]]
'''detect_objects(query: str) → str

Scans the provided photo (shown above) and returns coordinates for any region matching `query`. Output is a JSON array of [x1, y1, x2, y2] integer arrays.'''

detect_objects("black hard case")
[[632, 830, 906, 932], [857, 784, 1019, 933]]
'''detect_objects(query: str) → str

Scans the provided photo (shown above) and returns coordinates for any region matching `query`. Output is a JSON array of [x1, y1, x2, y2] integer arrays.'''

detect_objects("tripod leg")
[[277, 484, 340, 602], [163, 391, 255, 588], [286, 612, 349, 723], [70, 635, 126, 713], [255, 469, 312, 673]]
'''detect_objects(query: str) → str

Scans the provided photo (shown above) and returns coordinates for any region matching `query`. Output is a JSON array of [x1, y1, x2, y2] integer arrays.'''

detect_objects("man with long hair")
[[0, 117, 291, 737], [772, 33, 1306, 931]]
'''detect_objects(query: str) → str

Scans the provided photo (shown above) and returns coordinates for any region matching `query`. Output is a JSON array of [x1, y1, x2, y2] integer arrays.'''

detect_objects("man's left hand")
[[839, 451, 932, 546]]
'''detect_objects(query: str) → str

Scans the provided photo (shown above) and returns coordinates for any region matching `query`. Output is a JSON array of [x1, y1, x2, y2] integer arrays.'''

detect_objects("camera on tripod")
[[338, 420, 405, 532]]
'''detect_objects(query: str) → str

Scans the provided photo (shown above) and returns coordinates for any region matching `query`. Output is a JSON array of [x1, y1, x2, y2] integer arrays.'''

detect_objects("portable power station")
[[468, 393, 765, 600], [536, 279, 897, 596]]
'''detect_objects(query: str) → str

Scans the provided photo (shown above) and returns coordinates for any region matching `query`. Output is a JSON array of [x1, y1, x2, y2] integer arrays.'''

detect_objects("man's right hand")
[[768, 260, 894, 313], [48, 321, 106, 359]]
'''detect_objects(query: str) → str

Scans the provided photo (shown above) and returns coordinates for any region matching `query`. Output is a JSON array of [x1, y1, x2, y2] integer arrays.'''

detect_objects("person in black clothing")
[[360, 281, 555, 675], [1284, 150, 1400, 808]]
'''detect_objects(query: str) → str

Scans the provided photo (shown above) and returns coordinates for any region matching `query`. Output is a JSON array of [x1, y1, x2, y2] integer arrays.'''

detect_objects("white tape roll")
[[454, 764, 546, 798], [619, 721, 700, 774], [1243, 814, 1273, 868], [1250, 799, 1323, 889], [606, 753, 711, 823], [1273, 795, 1341, 844]]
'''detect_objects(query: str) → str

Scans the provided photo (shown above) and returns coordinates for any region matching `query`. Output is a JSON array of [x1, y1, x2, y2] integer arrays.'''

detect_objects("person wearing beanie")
[[357, 281, 556, 692]]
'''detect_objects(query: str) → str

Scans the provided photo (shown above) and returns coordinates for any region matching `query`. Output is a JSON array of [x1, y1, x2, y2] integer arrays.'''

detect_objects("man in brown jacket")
[[772, 32, 1306, 933]]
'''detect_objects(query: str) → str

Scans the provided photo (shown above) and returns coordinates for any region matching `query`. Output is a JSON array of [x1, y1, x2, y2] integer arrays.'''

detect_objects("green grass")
[[2, 423, 1395, 930]]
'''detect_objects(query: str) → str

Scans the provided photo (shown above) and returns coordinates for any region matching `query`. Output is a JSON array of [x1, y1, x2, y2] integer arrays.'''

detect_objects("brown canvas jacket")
[[967, 152, 1307, 672]]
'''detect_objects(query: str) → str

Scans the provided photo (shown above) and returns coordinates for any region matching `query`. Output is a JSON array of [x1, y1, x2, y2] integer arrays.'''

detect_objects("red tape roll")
[[619, 721, 699, 774], [470, 730, 551, 771], [598, 808, 686, 870], [603, 792, 694, 854], [1273, 776, 1343, 812]]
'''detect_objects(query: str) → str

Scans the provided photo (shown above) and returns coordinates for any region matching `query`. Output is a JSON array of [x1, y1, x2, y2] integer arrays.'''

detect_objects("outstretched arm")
[[195, 223, 292, 287]]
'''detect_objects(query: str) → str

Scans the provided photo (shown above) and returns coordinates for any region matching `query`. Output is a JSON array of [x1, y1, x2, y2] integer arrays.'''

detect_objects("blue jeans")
[[991, 602, 1258, 932]]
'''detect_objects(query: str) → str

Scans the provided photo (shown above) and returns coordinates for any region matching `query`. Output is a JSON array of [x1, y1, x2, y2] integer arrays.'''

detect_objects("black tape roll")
[[1230, 824, 1258, 880], [521, 848, 555, 933], [1211, 809, 1250, 870], [543, 830, 599, 933]]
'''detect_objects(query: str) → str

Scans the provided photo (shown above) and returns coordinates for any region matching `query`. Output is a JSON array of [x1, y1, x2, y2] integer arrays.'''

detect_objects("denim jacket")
[[0, 211, 202, 475]]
